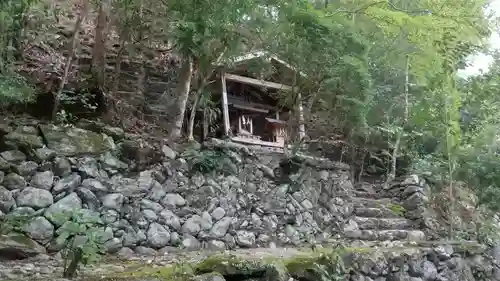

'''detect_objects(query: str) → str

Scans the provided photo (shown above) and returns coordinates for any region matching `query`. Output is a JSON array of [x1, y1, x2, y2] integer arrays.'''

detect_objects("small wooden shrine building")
[[208, 50, 306, 149]]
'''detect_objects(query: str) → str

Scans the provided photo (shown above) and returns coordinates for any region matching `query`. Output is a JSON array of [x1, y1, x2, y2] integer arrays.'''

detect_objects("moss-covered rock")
[[39, 124, 115, 156]]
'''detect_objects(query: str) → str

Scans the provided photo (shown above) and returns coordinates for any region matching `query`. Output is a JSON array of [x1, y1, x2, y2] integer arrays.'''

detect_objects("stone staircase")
[[344, 180, 427, 242]]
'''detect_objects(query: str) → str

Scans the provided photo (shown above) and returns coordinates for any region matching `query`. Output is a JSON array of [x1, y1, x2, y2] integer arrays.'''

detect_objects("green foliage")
[[307, 246, 350, 281], [181, 148, 229, 174], [388, 203, 406, 217], [0, 71, 35, 107], [54, 209, 106, 278], [0, 212, 34, 235]]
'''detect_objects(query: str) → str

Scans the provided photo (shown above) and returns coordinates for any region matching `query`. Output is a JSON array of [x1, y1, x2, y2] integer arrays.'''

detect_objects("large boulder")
[[39, 124, 115, 156], [0, 234, 46, 259]]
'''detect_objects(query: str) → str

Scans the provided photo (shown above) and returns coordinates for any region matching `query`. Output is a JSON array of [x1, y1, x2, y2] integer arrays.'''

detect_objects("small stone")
[[82, 178, 108, 193], [235, 230, 255, 248], [16, 188, 53, 209], [104, 238, 123, 253], [162, 145, 176, 159], [14, 161, 39, 177], [159, 209, 181, 230], [34, 148, 56, 161], [52, 157, 71, 177], [30, 171, 54, 190], [0, 186, 15, 212], [182, 215, 202, 236], [101, 193, 124, 211], [147, 222, 171, 248], [182, 234, 201, 250], [117, 247, 134, 258], [211, 207, 226, 221], [53, 174, 81, 194], [161, 193, 186, 208], [44, 192, 82, 225], [24, 216, 54, 242], [135, 246, 157, 256], [3, 173, 26, 190], [207, 240, 226, 250], [210, 217, 232, 238], [0, 150, 26, 163]]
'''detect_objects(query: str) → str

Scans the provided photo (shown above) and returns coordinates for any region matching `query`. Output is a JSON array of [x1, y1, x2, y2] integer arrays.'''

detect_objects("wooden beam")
[[225, 73, 292, 91], [232, 104, 269, 113], [221, 72, 230, 136]]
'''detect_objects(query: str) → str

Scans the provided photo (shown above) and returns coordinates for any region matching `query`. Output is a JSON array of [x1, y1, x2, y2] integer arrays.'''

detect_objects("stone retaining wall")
[[0, 118, 431, 257]]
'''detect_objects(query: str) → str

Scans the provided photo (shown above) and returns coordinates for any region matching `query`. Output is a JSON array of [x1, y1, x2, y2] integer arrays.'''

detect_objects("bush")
[[0, 72, 36, 106]]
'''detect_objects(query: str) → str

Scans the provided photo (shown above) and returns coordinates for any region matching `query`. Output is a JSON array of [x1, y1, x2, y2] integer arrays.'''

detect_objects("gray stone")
[[162, 145, 176, 159], [224, 234, 236, 249], [211, 207, 226, 221], [34, 148, 56, 161], [14, 161, 39, 177], [285, 225, 300, 245], [52, 157, 71, 177], [16, 188, 53, 209], [4, 126, 44, 149], [0, 150, 26, 163], [101, 209, 119, 224], [182, 234, 201, 250], [104, 238, 123, 253], [207, 240, 226, 250], [123, 230, 146, 247], [143, 209, 158, 221], [30, 171, 54, 190], [76, 187, 99, 210], [182, 215, 202, 236], [147, 222, 171, 248], [0, 186, 15, 212], [159, 209, 181, 230], [101, 193, 124, 211], [0, 234, 46, 259], [147, 181, 167, 202], [170, 232, 181, 245], [116, 247, 134, 258], [3, 173, 26, 190], [40, 125, 116, 156], [44, 192, 82, 225], [201, 211, 213, 230], [24, 216, 54, 242], [161, 193, 186, 208], [82, 178, 108, 193], [235, 230, 255, 248], [210, 217, 232, 238], [77, 157, 101, 179], [53, 174, 81, 194], [135, 246, 157, 256], [422, 260, 438, 280], [140, 199, 164, 213]]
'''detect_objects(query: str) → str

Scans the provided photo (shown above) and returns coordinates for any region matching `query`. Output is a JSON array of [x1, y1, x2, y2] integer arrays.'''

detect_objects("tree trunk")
[[386, 54, 409, 184], [91, 0, 110, 87], [169, 57, 193, 139], [52, 0, 88, 121], [187, 91, 200, 142]]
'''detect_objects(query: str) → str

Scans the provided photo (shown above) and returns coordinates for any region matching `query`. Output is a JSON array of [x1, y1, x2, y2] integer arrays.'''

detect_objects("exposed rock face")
[[0, 119, 432, 258]]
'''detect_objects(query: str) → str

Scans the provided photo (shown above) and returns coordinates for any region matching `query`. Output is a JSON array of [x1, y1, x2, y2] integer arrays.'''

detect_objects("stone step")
[[354, 207, 403, 218], [351, 197, 394, 208], [344, 229, 426, 241], [353, 216, 413, 230]]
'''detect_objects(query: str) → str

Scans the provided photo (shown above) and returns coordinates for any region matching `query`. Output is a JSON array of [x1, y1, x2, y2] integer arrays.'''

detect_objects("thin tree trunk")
[[187, 90, 201, 141], [169, 56, 193, 139], [52, 0, 88, 121], [387, 54, 409, 184], [91, 0, 110, 87]]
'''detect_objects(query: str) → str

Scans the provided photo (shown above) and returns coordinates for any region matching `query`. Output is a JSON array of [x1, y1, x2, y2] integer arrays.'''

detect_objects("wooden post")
[[221, 72, 230, 136], [297, 92, 306, 140]]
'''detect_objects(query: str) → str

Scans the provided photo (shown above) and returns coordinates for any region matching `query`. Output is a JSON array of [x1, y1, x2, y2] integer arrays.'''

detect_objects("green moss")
[[195, 254, 266, 276], [115, 261, 195, 281]]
